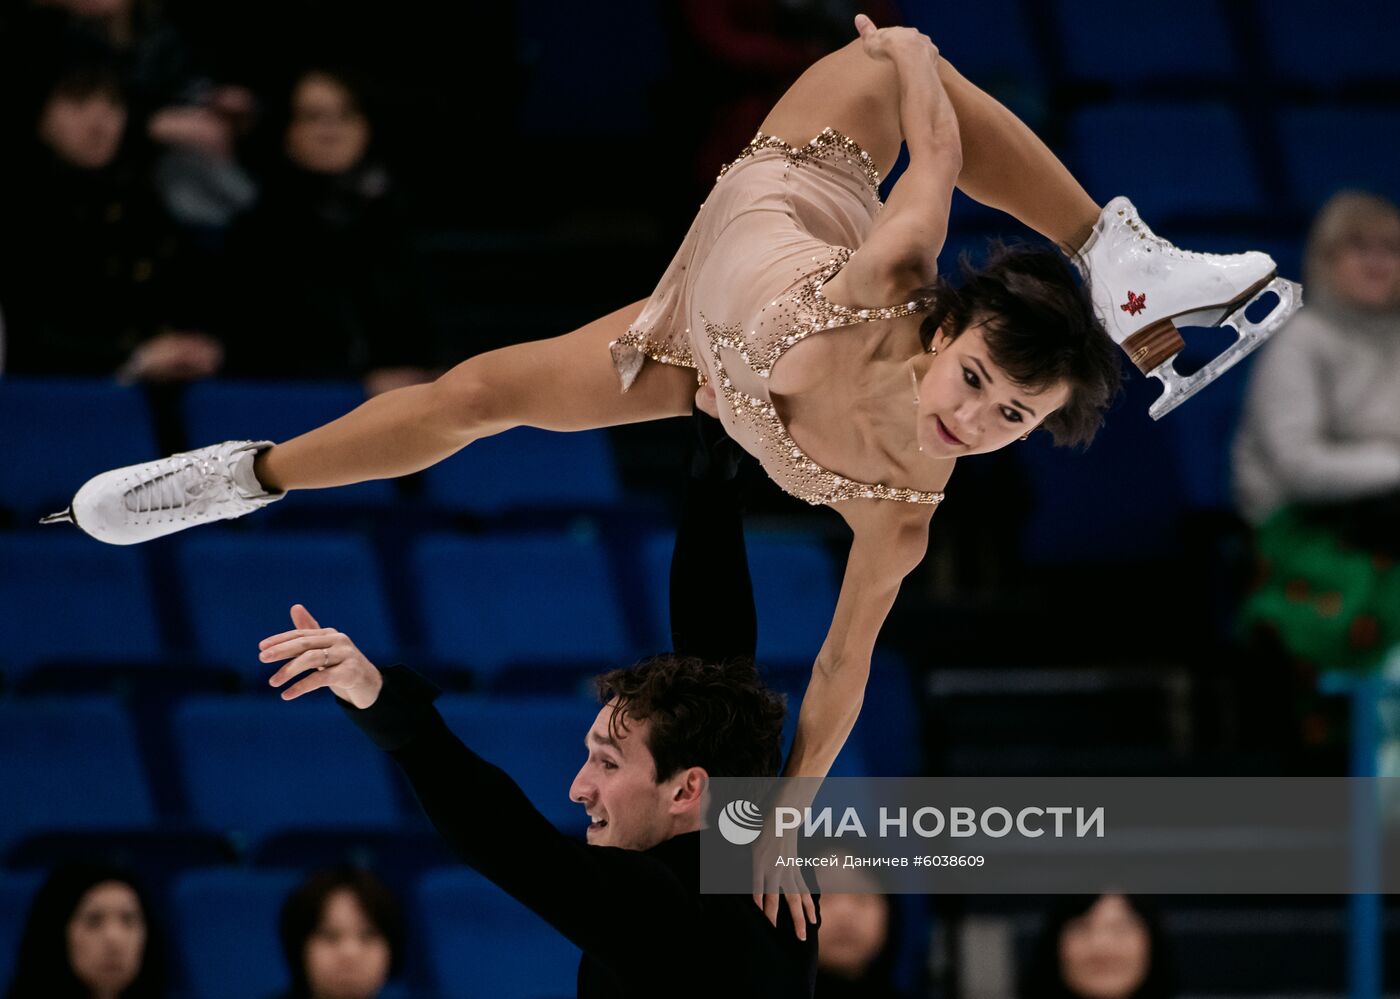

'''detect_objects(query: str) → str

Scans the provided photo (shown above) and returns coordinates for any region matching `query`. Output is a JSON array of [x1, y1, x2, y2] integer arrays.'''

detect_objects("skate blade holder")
[[1147, 276, 1302, 420]]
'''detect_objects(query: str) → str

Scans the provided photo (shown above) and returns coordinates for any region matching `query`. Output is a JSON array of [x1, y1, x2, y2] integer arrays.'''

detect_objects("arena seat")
[[0, 377, 158, 521], [0, 697, 155, 851], [1049, 0, 1234, 90], [5, 829, 237, 908], [172, 868, 300, 999], [904, 0, 1042, 89], [1277, 107, 1400, 213], [1017, 377, 1187, 565], [1260, 2, 1400, 91], [412, 531, 634, 682], [420, 426, 623, 517], [1161, 353, 1255, 513], [182, 379, 395, 508], [176, 531, 396, 675], [515, 0, 667, 137], [0, 534, 163, 680], [435, 694, 597, 834], [172, 696, 401, 847], [639, 531, 838, 666], [417, 866, 580, 999], [1070, 103, 1263, 223], [0, 872, 42, 988]]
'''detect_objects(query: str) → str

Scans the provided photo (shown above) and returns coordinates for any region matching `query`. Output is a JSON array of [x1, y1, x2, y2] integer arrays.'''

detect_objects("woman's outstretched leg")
[[757, 40, 1099, 251], [55, 300, 696, 543], [253, 300, 693, 490], [935, 59, 1100, 252]]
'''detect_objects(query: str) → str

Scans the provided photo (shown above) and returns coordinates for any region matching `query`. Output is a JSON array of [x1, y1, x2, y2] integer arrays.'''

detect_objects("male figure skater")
[[259, 412, 820, 998]]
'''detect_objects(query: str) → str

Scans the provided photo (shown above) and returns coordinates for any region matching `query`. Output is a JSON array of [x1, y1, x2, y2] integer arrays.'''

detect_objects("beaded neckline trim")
[[717, 127, 883, 196]]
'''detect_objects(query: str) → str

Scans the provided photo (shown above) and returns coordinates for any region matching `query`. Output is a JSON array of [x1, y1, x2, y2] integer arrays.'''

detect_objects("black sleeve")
[[340, 666, 701, 982], [668, 408, 758, 663]]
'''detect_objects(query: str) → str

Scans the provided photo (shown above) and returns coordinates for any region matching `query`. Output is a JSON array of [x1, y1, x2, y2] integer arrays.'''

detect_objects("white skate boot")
[[42, 440, 282, 545], [1076, 196, 1303, 419]]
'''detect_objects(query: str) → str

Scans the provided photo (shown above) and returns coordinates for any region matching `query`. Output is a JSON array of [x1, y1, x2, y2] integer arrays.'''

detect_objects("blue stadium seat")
[[640, 531, 838, 666], [1277, 108, 1400, 214], [412, 532, 635, 681], [1017, 379, 1187, 564], [172, 697, 400, 846], [0, 697, 155, 851], [172, 868, 300, 999], [904, 0, 1042, 88], [176, 532, 396, 675], [6, 829, 236, 908], [1163, 352, 1256, 512], [1049, 0, 1234, 89], [420, 427, 622, 517], [1070, 104, 1263, 222], [1261, 3, 1400, 90], [0, 872, 42, 988], [514, 0, 667, 136], [0, 377, 158, 520], [182, 380, 395, 507], [417, 867, 580, 999], [436, 695, 598, 833], [0, 534, 163, 679]]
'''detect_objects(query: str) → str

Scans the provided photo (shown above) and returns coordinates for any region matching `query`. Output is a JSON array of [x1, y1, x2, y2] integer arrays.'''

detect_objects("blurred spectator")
[[814, 859, 908, 999], [0, 59, 223, 380], [0, 0, 256, 231], [1020, 894, 1175, 999], [273, 867, 403, 999], [1233, 191, 1400, 674], [221, 67, 436, 395], [5, 862, 167, 999]]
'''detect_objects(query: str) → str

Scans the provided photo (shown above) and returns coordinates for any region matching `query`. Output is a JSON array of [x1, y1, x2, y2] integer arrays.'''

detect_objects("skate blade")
[[1148, 277, 1303, 420], [39, 508, 74, 526]]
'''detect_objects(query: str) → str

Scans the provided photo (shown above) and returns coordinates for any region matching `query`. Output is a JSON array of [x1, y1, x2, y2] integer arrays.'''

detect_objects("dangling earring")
[[926, 343, 938, 356], [1019, 433, 1029, 441], [909, 367, 920, 405]]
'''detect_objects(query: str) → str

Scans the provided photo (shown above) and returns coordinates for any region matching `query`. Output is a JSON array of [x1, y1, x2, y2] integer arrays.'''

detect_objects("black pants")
[[668, 409, 757, 664]]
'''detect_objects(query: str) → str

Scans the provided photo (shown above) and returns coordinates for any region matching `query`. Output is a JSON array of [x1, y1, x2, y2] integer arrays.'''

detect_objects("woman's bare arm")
[[781, 499, 935, 780], [822, 21, 962, 307]]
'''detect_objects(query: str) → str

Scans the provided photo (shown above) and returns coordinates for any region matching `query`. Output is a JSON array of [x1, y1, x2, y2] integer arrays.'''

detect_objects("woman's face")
[[1328, 226, 1400, 311], [303, 889, 391, 999], [913, 321, 1069, 458], [816, 891, 890, 978], [66, 881, 146, 998], [1058, 895, 1152, 999], [39, 90, 126, 170], [285, 74, 370, 175]]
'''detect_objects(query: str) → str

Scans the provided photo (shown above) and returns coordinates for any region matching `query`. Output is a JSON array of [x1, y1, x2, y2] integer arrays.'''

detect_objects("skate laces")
[[1121, 212, 1227, 263], [122, 452, 241, 518]]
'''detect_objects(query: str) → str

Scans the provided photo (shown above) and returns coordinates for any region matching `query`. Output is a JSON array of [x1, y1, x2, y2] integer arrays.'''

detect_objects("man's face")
[[569, 700, 680, 850]]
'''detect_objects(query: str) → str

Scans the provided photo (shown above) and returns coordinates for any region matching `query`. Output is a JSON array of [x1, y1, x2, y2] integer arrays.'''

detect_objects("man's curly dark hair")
[[593, 655, 787, 781]]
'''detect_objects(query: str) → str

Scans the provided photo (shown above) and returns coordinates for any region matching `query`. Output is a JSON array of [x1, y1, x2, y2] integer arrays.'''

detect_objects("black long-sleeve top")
[[341, 665, 818, 999]]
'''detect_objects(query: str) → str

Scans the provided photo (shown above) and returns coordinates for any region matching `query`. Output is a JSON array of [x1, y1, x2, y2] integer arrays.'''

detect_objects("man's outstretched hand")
[[260, 603, 384, 709]]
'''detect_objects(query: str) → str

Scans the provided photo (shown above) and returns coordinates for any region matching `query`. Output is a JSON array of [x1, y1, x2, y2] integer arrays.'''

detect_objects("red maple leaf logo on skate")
[[1121, 290, 1146, 316]]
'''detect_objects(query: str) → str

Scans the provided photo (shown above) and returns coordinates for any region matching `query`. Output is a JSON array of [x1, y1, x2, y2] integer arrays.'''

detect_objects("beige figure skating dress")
[[610, 128, 944, 507]]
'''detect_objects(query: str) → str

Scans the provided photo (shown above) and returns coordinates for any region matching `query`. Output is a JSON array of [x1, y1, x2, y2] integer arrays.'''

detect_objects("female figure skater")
[[54, 20, 1294, 793]]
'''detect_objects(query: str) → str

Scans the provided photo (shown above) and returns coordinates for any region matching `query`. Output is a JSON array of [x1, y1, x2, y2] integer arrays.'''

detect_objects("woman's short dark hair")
[[1019, 894, 1177, 999], [919, 242, 1122, 448], [593, 655, 787, 781], [278, 866, 404, 997], [5, 863, 166, 999]]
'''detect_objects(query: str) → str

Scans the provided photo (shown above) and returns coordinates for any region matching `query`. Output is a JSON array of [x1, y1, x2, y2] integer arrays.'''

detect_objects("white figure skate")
[[42, 440, 282, 545], [1076, 196, 1302, 419]]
